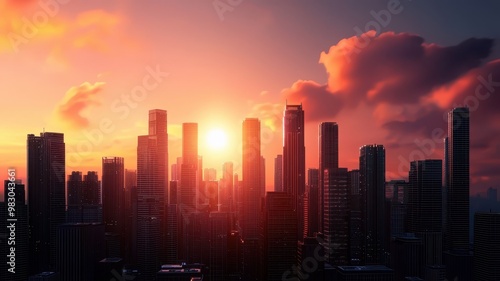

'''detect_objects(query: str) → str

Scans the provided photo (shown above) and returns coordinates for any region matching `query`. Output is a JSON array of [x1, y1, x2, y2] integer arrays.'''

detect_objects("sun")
[[206, 128, 228, 150]]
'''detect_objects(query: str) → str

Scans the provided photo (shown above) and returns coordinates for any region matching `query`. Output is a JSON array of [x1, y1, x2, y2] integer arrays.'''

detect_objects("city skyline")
[[2, 1, 500, 199]]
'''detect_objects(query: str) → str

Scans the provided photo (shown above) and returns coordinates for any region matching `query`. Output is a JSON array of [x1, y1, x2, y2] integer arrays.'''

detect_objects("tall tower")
[[242, 118, 261, 280], [474, 212, 500, 281], [274, 154, 283, 192], [359, 144, 386, 264], [180, 123, 198, 211], [27, 132, 65, 273], [242, 118, 261, 239], [136, 109, 168, 280], [446, 107, 470, 251], [408, 160, 443, 266], [102, 157, 124, 233], [283, 104, 306, 239], [319, 122, 339, 232]]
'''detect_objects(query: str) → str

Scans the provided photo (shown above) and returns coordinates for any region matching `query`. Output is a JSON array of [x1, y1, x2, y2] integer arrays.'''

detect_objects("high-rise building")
[[324, 168, 350, 265], [204, 168, 217, 181], [27, 132, 65, 273], [307, 168, 319, 236], [137, 109, 169, 280], [102, 157, 124, 232], [283, 104, 306, 240], [261, 192, 297, 280], [56, 223, 105, 281], [180, 123, 198, 212], [220, 162, 234, 212], [446, 107, 470, 251], [319, 122, 339, 233], [408, 160, 443, 266], [209, 212, 230, 280], [260, 156, 266, 198], [66, 171, 102, 223], [359, 144, 386, 264], [274, 154, 283, 192], [1, 180, 29, 281], [474, 212, 500, 281], [242, 118, 262, 239]]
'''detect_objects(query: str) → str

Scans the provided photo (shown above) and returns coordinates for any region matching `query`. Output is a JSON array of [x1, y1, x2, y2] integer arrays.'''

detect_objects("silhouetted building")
[[296, 236, 325, 281], [137, 109, 169, 280], [261, 192, 297, 280], [180, 123, 198, 212], [319, 122, 339, 233], [307, 168, 319, 236], [96, 257, 123, 281], [283, 104, 306, 240], [1, 180, 29, 281], [221, 162, 234, 212], [227, 230, 243, 280], [241, 118, 262, 279], [165, 204, 178, 264], [56, 223, 105, 281], [66, 171, 102, 223], [446, 107, 470, 251], [474, 212, 500, 281], [408, 160, 443, 267], [390, 234, 423, 280], [204, 168, 216, 181], [27, 132, 65, 273], [274, 154, 283, 192], [324, 168, 350, 265], [359, 144, 386, 264], [209, 212, 230, 280], [386, 180, 408, 204], [102, 157, 124, 259]]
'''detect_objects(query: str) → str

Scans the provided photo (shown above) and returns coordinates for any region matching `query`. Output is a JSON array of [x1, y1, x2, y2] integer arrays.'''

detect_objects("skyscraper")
[[319, 122, 339, 232], [261, 192, 297, 280], [446, 107, 470, 251], [283, 104, 306, 240], [408, 160, 443, 267], [137, 109, 168, 280], [221, 162, 234, 212], [274, 154, 283, 192], [307, 168, 319, 237], [242, 118, 262, 280], [27, 132, 65, 273], [474, 212, 500, 281], [180, 123, 198, 212], [102, 157, 124, 233], [359, 144, 386, 264], [323, 168, 349, 265], [66, 171, 102, 223]]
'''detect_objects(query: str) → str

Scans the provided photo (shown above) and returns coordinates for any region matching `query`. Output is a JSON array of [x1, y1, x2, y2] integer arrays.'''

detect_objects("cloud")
[[57, 82, 105, 129], [252, 31, 499, 192]]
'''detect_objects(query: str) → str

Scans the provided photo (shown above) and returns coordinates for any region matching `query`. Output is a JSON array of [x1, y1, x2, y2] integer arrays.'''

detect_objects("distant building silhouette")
[[359, 144, 386, 264], [319, 122, 339, 233], [446, 107, 470, 251], [137, 109, 168, 280], [274, 154, 283, 192], [27, 132, 65, 273], [66, 171, 102, 223], [307, 168, 319, 236], [283, 104, 306, 240], [241, 118, 262, 279], [102, 157, 124, 258], [261, 192, 297, 280], [474, 212, 500, 281]]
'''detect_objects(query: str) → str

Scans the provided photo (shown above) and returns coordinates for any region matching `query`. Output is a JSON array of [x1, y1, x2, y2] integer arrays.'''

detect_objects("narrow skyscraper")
[[274, 154, 283, 192], [359, 144, 386, 264], [137, 109, 169, 280], [283, 104, 306, 240], [319, 122, 339, 232], [446, 107, 470, 251], [27, 132, 65, 273]]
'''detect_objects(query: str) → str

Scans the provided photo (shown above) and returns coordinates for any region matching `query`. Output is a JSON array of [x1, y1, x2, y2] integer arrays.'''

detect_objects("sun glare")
[[206, 128, 228, 150]]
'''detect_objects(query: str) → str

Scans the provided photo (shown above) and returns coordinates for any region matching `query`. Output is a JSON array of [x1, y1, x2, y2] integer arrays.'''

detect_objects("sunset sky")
[[1, 0, 499, 196]]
